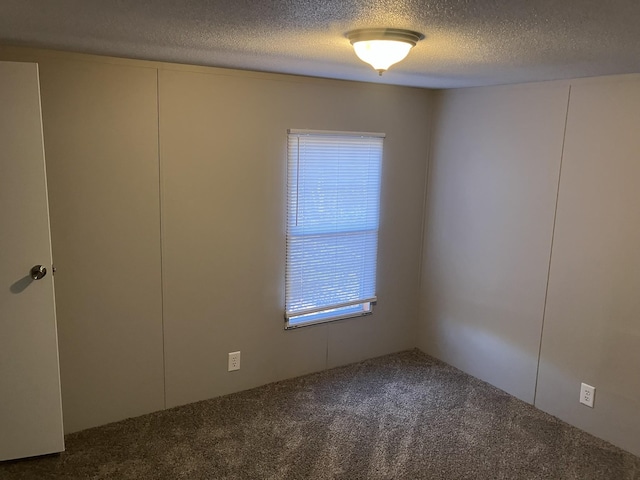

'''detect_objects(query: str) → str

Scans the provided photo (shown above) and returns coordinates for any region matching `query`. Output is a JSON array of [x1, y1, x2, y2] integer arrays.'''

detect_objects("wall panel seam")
[[415, 93, 438, 346], [533, 84, 572, 404], [156, 68, 168, 410]]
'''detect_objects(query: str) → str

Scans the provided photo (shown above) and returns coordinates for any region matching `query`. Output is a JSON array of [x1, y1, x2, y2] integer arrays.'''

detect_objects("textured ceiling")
[[1, 0, 640, 88]]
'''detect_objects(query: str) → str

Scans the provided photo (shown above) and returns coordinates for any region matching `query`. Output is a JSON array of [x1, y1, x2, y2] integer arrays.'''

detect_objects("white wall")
[[535, 75, 640, 457], [0, 47, 432, 431], [419, 82, 569, 403], [37, 57, 165, 433], [159, 66, 432, 408], [420, 74, 640, 457]]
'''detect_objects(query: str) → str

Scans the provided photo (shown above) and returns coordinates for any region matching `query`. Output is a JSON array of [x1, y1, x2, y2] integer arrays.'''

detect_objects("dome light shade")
[[352, 40, 412, 72], [347, 28, 424, 75]]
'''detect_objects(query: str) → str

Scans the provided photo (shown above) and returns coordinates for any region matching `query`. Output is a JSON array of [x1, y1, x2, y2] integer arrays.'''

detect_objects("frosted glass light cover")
[[352, 40, 413, 72]]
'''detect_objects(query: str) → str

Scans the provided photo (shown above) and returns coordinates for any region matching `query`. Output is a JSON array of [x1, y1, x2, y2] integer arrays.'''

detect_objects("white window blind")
[[285, 130, 384, 328]]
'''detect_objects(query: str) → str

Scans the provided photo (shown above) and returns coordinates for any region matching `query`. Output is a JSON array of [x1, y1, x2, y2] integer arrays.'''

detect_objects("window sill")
[[285, 308, 374, 330]]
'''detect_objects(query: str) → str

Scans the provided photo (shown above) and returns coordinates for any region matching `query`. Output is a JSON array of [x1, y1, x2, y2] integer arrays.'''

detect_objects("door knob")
[[30, 265, 47, 280]]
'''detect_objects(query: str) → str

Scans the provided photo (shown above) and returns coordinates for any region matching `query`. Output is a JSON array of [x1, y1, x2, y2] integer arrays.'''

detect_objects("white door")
[[0, 61, 64, 461]]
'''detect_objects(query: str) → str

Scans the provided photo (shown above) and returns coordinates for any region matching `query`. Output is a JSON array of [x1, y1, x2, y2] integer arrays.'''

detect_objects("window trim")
[[284, 129, 384, 330]]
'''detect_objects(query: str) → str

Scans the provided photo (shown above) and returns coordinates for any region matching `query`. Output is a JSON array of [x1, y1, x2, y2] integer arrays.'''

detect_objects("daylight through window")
[[285, 129, 384, 328]]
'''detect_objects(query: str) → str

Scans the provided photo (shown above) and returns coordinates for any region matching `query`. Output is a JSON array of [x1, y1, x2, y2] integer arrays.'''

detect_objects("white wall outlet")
[[228, 351, 241, 372], [580, 383, 595, 407]]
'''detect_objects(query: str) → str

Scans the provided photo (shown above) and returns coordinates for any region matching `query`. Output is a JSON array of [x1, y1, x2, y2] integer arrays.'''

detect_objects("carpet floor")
[[1, 349, 639, 479]]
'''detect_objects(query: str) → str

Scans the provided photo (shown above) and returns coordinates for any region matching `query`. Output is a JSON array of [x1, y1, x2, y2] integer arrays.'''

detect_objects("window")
[[285, 129, 384, 329]]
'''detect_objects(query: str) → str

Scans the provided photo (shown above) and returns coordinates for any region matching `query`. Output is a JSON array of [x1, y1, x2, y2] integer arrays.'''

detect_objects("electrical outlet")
[[228, 351, 241, 372], [580, 383, 595, 407]]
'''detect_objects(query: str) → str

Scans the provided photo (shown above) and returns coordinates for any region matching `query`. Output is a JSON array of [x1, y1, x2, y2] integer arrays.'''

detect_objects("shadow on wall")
[[10, 275, 33, 294]]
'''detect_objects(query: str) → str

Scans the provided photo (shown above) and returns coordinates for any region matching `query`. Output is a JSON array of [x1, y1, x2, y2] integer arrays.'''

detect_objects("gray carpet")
[[2, 350, 639, 479]]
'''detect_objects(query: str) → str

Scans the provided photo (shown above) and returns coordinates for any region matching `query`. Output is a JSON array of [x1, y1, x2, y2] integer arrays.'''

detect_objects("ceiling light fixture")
[[346, 28, 424, 75]]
